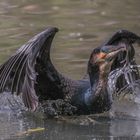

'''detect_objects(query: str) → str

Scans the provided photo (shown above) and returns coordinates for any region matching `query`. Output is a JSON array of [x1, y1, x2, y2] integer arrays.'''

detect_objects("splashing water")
[[108, 63, 140, 103], [108, 43, 140, 103], [0, 92, 27, 116]]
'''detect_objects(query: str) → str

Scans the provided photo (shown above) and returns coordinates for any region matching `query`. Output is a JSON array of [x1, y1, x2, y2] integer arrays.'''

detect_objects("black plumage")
[[0, 27, 139, 114]]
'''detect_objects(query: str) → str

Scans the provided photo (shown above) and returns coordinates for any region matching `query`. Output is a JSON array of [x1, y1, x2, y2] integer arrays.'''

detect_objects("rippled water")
[[0, 0, 140, 139]]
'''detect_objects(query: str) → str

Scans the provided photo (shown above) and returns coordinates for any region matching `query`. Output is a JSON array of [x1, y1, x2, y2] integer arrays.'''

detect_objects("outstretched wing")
[[104, 29, 140, 45], [0, 27, 58, 111]]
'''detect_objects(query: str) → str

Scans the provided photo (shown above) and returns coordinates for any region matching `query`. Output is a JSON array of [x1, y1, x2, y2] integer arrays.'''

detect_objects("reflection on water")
[[0, 0, 140, 139]]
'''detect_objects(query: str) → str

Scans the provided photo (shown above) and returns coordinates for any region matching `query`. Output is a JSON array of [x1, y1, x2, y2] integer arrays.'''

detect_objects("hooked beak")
[[96, 45, 126, 63]]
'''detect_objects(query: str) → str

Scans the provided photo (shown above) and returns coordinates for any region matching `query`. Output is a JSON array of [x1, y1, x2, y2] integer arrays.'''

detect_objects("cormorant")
[[0, 27, 139, 114]]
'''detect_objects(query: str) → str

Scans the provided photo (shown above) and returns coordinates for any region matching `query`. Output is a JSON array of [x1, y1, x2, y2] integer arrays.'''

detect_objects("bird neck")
[[87, 64, 112, 113], [88, 65, 111, 104], [88, 63, 108, 91], [90, 69, 108, 95]]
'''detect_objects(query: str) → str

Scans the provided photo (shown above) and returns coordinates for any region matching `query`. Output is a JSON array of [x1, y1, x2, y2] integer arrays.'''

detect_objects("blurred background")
[[0, 0, 140, 139]]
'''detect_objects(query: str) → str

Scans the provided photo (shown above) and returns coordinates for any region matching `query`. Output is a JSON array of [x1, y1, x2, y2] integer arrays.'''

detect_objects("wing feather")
[[0, 27, 58, 111]]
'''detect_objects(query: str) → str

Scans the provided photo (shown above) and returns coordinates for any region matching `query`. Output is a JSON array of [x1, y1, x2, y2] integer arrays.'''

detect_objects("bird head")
[[88, 45, 126, 83]]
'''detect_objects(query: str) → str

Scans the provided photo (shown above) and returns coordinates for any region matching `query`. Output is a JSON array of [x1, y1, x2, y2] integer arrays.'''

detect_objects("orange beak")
[[96, 52, 107, 59]]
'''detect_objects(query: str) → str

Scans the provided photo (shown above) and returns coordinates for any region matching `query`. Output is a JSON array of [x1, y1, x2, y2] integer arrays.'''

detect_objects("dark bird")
[[0, 27, 139, 114]]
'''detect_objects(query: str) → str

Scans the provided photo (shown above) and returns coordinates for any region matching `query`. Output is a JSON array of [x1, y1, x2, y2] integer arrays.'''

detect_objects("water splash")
[[108, 63, 140, 103], [0, 92, 27, 116]]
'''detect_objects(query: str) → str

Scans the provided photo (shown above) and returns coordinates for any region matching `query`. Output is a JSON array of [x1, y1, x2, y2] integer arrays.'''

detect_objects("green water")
[[0, 0, 140, 139]]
